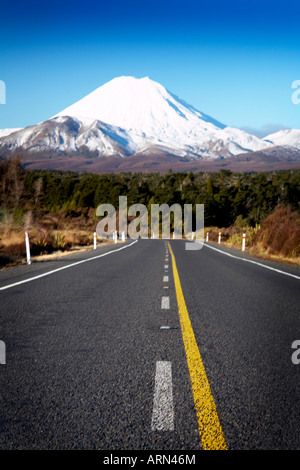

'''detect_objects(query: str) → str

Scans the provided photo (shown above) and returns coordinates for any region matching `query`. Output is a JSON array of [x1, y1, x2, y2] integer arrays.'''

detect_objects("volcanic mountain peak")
[[53, 75, 273, 156], [55, 75, 224, 133]]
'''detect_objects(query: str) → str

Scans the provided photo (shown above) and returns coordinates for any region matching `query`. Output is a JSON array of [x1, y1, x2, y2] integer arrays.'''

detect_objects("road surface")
[[1, 239, 300, 450]]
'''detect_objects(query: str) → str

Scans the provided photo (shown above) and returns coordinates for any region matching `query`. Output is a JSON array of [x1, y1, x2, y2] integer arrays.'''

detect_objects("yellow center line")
[[168, 241, 227, 451]]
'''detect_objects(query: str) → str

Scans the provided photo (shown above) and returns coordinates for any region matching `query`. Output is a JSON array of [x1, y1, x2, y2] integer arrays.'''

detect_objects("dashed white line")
[[151, 361, 174, 431], [163, 275, 169, 283], [161, 296, 170, 309]]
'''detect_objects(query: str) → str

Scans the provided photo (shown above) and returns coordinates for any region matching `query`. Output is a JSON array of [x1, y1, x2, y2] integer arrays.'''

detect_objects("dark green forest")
[[5, 164, 298, 228], [1, 156, 300, 228]]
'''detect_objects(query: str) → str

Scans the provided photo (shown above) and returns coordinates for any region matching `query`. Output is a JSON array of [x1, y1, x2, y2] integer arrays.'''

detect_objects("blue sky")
[[0, 0, 299, 136]]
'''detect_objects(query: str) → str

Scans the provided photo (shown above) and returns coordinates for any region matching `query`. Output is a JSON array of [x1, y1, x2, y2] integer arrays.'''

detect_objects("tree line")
[[0, 156, 299, 228]]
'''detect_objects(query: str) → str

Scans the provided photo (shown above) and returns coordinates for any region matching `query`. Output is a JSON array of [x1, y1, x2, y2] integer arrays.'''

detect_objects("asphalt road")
[[0, 239, 300, 451]]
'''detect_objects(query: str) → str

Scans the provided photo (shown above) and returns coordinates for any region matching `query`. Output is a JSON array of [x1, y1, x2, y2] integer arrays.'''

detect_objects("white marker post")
[[93, 232, 97, 250], [206, 232, 209, 242], [25, 232, 31, 265], [114, 231, 118, 244], [218, 231, 221, 244], [242, 233, 246, 252], [121, 231, 125, 242]]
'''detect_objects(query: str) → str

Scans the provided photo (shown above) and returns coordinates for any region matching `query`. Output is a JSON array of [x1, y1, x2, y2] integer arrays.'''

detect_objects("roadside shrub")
[[252, 205, 300, 258]]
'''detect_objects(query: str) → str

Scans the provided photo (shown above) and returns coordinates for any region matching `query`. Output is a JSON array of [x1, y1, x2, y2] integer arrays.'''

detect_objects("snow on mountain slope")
[[264, 129, 300, 149], [0, 117, 143, 159], [0, 128, 22, 138]]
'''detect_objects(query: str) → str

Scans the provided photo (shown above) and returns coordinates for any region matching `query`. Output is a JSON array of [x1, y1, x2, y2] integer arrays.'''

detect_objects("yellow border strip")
[[168, 242, 227, 450]]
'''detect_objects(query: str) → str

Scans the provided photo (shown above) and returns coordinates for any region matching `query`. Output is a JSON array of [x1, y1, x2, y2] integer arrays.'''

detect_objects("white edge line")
[[0, 240, 138, 291], [203, 242, 300, 280]]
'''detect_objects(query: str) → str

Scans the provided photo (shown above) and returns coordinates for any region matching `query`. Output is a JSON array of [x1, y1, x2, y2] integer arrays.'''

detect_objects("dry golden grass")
[[247, 246, 300, 266], [0, 226, 119, 267], [0, 208, 118, 267], [0, 230, 24, 247], [251, 205, 300, 258], [30, 238, 114, 262]]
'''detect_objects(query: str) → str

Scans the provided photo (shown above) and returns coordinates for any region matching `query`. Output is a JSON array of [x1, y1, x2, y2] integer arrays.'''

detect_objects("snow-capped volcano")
[[1, 76, 298, 165], [53, 76, 273, 158]]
